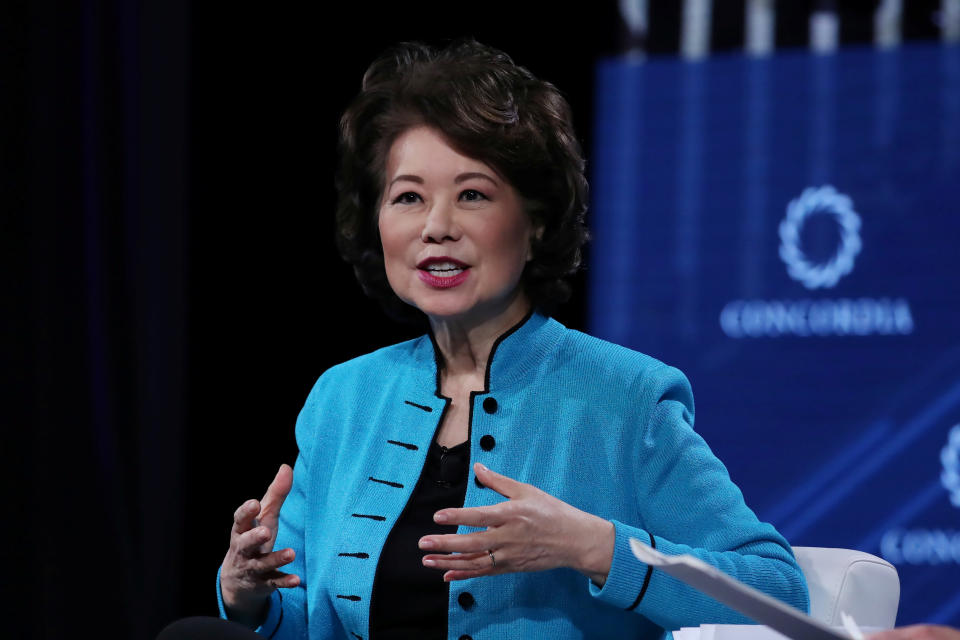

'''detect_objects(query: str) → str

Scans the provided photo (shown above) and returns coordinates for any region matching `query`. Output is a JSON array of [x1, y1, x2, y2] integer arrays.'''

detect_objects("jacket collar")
[[414, 310, 565, 397]]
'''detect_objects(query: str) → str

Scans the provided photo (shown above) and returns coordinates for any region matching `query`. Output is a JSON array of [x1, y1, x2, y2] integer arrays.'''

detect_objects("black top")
[[368, 439, 470, 640]]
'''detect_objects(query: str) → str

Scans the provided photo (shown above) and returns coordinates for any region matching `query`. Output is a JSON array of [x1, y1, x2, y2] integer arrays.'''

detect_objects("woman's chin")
[[416, 301, 480, 324], [415, 295, 529, 331]]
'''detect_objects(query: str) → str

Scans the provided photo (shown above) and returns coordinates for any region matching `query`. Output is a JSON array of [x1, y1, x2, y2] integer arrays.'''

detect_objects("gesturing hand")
[[419, 463, 615, 585], [220, 464, 300, 628]]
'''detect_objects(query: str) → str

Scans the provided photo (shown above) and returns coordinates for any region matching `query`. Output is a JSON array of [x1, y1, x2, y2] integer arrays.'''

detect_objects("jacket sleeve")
[[588, 364, 810, 631], [217, 373, 339, 639]]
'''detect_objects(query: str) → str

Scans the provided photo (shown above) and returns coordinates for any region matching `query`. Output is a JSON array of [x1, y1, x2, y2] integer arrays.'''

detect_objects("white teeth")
[[428, 268, 464, 277], [425, 262, 465, 276]]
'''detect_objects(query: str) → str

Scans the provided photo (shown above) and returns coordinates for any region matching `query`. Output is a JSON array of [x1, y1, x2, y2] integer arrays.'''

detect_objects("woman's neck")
[[429, 294, 532, 381]]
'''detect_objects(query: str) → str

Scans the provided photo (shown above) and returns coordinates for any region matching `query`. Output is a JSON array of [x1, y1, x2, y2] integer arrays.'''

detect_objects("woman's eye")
[[392, 192, 422, 205], [459, 189, 487, 202]]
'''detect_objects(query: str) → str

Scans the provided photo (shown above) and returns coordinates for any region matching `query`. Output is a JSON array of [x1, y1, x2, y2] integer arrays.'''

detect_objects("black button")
[[474, 476, 485, 489], [458, 591, 475, 610], [482, 397, 498, 414], [459, 636, 473, 640], [480, 435, 495, 451]]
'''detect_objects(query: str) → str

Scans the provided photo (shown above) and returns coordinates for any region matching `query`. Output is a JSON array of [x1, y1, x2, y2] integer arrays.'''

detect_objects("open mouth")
[[417, 257, 470, 275], [422, 261, 468, 277], [417, 257, 471, 288]]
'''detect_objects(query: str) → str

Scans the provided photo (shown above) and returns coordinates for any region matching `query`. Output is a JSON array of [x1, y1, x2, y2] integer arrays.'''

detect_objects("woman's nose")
[[420, 203, 460, 243]]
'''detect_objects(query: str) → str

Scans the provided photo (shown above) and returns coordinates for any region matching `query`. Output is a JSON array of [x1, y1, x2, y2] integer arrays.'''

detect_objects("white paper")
[[841, 612, 865, 640], [629, 538, 858, 640], [673, 627, 703, 640], [702, 623, 790, 639], [674, 624, 880, 640]]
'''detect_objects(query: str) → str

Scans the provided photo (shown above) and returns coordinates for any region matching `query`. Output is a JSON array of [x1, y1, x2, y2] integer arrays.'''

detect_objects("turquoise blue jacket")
[[218, 312, 809, 639]]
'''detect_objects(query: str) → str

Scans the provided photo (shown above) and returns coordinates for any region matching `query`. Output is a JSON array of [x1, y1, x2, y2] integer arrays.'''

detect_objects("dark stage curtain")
[[7, 1, 189, 637]]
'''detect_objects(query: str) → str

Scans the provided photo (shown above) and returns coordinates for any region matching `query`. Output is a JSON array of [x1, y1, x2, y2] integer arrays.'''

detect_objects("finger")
[[247, 548, 297, 573], [419, 530, 494, 554], [259, 464, 294, 520], [421, 551, 489, 571], [473, 463, 526, 499], [434, 503, 506, 528], [443, 568, 494, 582], [259, 569, 301, 590], [231, 499, 261, 536], [234, 526, 274, 556]]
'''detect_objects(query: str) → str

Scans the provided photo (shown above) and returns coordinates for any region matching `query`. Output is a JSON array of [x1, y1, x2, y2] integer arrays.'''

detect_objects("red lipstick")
[[417, 257, 470, 289]]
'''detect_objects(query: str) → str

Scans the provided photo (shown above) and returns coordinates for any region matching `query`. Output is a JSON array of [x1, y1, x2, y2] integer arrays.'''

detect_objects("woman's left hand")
[[419, 462, 615, 585]]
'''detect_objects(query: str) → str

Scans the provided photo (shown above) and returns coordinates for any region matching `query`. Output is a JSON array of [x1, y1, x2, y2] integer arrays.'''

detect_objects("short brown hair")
[[335, 39, 589, 322]]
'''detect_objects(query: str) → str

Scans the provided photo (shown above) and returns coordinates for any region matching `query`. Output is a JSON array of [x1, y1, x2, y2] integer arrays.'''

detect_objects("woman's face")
[[378, 126, 538, 327]]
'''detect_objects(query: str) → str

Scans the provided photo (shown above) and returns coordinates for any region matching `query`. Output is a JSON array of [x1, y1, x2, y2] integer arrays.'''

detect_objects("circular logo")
[[942, 424, 960, 508], [779, 185, 862, 290]]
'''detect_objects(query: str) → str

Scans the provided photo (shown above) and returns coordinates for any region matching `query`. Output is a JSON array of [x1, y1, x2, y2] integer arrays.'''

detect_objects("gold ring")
[[488, 549, 497, 568]]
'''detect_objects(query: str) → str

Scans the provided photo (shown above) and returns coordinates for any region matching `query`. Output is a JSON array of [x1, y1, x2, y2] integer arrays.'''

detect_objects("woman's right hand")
[[220, 463, 301, 628]]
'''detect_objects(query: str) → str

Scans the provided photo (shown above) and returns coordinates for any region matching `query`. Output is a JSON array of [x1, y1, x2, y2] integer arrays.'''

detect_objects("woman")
[[216, 40, 809, 639]]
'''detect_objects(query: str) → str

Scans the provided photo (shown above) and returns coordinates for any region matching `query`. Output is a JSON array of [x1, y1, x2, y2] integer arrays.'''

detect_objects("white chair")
[[793, 546, 900, 630]]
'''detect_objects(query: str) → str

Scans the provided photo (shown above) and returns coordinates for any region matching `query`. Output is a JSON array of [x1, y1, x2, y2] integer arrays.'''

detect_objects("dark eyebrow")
[[387, 171, 499, 189], [389, 174, 424, 188], [455, 172, 499, 186]]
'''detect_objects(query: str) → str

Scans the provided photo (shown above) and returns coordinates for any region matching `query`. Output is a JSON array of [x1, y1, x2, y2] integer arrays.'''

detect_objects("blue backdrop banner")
[[589, 43, 960, 626]]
